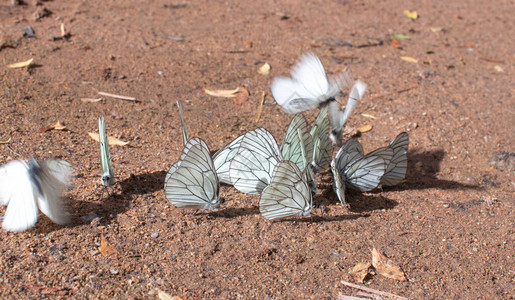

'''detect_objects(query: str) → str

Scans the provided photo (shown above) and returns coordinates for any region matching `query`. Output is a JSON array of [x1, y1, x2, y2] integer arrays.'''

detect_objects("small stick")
[[255, 92, 265, 122], [340, 280, 408, 300], [98, 91, 138, 102]]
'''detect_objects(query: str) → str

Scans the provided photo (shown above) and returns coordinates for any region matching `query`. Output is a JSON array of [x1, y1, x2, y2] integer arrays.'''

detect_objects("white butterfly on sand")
[[229, 128, 283, 195], [271, 53, 352, 114], [310, 105, 333, 173], [212, 135, 244, 185], [380, 132, 409, 186], [331, 138, 393, 205], [0, 158, 72, 232], [98, 116, 115, 188], [259, 160, 313, 220], [165, 138, 224, 210]]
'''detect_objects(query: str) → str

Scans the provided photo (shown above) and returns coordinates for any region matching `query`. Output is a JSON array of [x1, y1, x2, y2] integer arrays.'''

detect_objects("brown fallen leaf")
[[357, 124, 373, 133], [400, 56, 418, 63], [39, 121, 68, 132], [0, 137, 11, 144], [6, 58, 34, 68], [430, 27, 443, 33], [158, 290, 182, 300], [391, 39, 402, 49], [371, 248, 406, 281], [203, 87, 239, 98], [258, 62, 271, 75], [99, 234, 119, 259], [234, 87, 249, 105], [361, 113, 376, 120], [494, 65, 504, 73], [88, 132, 129, 146], [350, 262, 372, 283]]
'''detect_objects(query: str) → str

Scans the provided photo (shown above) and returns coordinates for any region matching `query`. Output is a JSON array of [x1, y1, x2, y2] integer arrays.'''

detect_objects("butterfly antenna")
[[5, 145, 23, 157]]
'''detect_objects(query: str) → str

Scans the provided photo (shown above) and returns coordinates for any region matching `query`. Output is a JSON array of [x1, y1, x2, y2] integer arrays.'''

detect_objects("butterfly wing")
[[271, 77, 321, 114], [99, 116, 115, 187], [37, 159, 73, 225], [259, 161, 312, 220], [229, 128, 283, 194], [335, 138, 365, 171], [280, 114, 314, 172], [177, 100, 189, 147], [0, 160, 39, 232], [165, 138, 222, 210], [329, 80, 367, 146], [310, 105, 333, 172], [381, 132, 409, 186], [345, 147, 393, 192], [212, 135, 244, 185], [330, 159, 346, 205]]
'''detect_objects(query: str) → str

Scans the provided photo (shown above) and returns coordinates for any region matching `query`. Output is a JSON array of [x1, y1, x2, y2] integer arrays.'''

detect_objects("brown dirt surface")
[[0, 0, 513, 299]]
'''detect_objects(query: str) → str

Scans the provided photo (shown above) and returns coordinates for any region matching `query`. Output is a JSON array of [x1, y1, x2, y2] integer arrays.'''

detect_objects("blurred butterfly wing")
[[280, 114, 313, 172], [177, 100, 189, 147], [271, 77, 320, 114], [229, 128, 283, 194], [330, 159, 346, 205], [345, 148, 393, 192], [165, 138, 221, 210], [37, 159, 72, 225], [212, 135, 244, 185], [310, 105, 332, 172], [329, 80, 367, 145], [98, 116, 115, 187], [0, 161, 39, 232], [290, 53, 330, 98], [259, 161, 312, 220], [381, 132, 409, 186]]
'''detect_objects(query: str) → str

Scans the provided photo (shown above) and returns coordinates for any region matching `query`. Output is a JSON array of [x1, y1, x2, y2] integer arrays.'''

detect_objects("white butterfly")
[[328, 80, 367, 146], [212, 135, 243, 185], [0, 158, 72, 232], [331, 139, 393, 205], [259, 160, 312, 220], [310, 105, 333, 173], [271, 53, 352, 114], [380, 132, 409, 186], [98, 116, 115, 188], [229, 128, 283, 195], [280, 114, 314, 172], [164, 138, 224, 210], [177, 100, 189, 147]]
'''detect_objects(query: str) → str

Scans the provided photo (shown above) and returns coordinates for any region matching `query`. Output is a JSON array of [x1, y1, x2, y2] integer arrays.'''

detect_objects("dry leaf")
[[88, 132, 129, 146], [403, 10, 418, 19], [400, 56, 418, 63], [371, 248, 406, 281], [391, 39, 402, 49], [234, 87, 249, 105], [203, 87, 239, 98], [99, 234, 119, 259], [258, 62, 271, 75], [350, 262, 372, 283], [81, 98, 103, 103], [158, 290, 182, 300], [361, 113, 377, 120], [255, 92, 266, 122], [53, 121, 67, 131], [357, 124, 373, 133], [0, 138, 11, 144], [430, 27, 443, 33], [494, 65, 504, 73], [6, 58, 34, 68], [60, 23, 66, 37]]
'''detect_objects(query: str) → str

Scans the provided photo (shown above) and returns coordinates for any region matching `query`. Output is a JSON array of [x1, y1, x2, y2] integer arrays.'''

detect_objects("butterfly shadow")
[[377, 149, 482, 193], [206, 206, 260, 219]]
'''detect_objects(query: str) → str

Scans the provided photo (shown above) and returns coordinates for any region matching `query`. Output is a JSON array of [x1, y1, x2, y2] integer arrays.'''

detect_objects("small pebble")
[[151, 232, 159, 238], [110, 269, 119, 275]]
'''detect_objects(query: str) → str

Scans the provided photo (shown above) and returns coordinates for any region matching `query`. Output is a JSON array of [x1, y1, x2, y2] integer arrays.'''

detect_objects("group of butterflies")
[[164, 53, 409, 220], [0, 52, 408, 231]]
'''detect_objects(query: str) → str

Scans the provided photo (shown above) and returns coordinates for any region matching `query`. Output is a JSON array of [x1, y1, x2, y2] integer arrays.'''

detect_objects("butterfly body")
[[98, 116, 115, 188]]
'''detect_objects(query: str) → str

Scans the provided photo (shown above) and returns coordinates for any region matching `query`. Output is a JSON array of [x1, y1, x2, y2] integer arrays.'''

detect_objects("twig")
[[369, 85, 418, 101], [337, 294, 370, 300], [340, 280, 408, 300], [98, 91, 138, 102], [255, 92, 266, 122]]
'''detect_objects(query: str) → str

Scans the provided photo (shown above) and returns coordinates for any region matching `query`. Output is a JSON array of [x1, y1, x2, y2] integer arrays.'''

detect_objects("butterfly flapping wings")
[[310, 105, 333, 172], [280, 114, 314, 172], [229, 128, 283, 195], [259, 161, 312, 220], [164, 138, 223, 210], [329, 80, 367, 146], [271, 53, 352, 114], [98, 116, 115, 187], [0, 158, 72, 232], [176, 100, 189, 147], [212, 135, 243, 185], [380, 132, 409, 186]]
